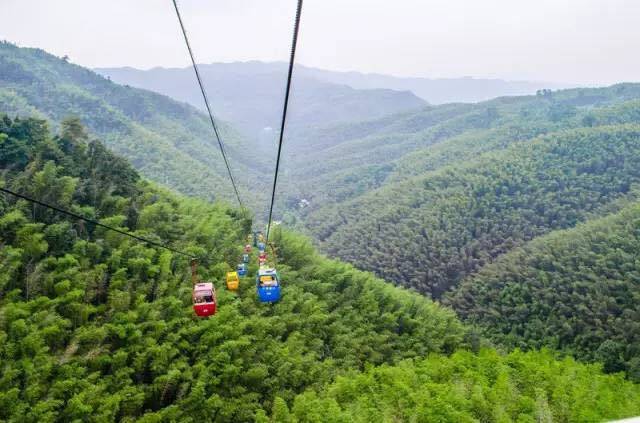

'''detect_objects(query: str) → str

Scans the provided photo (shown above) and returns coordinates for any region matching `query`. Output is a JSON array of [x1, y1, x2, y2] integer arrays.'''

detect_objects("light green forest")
[[2, 41, 640, 422], [1, 115, 639, 422]]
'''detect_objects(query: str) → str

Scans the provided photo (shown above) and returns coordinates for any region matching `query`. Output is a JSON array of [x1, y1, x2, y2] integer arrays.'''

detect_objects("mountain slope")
[[264, 85, 640, 229], [95, 62, 427, 144], [303, 124, 640, 297], [2, 115, 639, 421], [282, 85, 640, 204], [0, 114, 464, 420], [448, 201, 640, 380], [0, 41, 261, 204]]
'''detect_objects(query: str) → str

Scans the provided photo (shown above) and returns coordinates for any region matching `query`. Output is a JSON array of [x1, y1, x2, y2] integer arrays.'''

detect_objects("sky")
[[1, 0, 639, 85]]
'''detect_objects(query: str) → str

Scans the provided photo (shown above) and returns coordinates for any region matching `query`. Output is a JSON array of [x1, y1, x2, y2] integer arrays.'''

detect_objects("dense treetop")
[[448, 200, 640, 381], [305, 124, 640, 297], [0, 115, 460, 420]]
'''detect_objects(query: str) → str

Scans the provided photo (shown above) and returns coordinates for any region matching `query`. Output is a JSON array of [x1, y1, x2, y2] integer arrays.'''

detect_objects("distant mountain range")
[[95, 62, 427, 144], [95, 61, 570, 143], [296, 64, 572, 104]]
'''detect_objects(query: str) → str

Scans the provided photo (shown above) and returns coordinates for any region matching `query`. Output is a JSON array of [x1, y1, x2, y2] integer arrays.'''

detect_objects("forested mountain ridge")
[[280, 84, 640, 215], [0, 41, 262, 205], [303, 123, 640, 298], [2, 115, 640, 421], [448, 200, 640, 381]]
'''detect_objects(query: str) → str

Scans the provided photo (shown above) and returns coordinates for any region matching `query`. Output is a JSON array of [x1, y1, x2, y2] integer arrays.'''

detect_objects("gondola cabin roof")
[[194, 282, 213, 292]]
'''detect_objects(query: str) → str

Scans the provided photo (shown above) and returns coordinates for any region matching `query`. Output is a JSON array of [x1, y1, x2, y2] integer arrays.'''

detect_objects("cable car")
[[237, 263, 248, 277], [258, 242, 266, 252], [193, 282, 217, 317], [258, 252, 267, 264], [244, 244, 252, 253], [226, 271, 239, 291], [242, 254, 250, 263], [256, 268, 281, 303]]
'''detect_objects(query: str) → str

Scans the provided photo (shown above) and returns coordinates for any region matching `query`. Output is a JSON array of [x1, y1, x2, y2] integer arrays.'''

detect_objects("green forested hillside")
[[0, 115, 462, 420], [448, 201, 640, 380], [282, 84, 640, 217], [0, 41, 262, 204], [304, 124, 640, 297], [2, 116, 639, 421]]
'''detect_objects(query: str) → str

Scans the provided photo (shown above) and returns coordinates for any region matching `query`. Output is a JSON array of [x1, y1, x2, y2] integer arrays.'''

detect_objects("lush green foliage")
[[4, 43, 640, 421], [288, 349, 640, 423], [0, 115, 469, 421], [449, 201, 640, 381], [280, 84, 640, 218], [305, 124, 640, 297]]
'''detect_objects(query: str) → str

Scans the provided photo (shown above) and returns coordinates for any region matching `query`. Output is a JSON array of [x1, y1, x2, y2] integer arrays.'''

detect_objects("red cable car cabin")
[[193, 282, 217, 317]]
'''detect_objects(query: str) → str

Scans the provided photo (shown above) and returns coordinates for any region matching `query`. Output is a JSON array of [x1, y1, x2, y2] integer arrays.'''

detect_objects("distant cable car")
[[237, 263, 248, 277], [242, 254, 250, 263], [193, 282, 217, 317], [258, 252, 267, 264], [258, 242, 266, 252], [226, 271, 239, 291], [244, 244, 252, 253], [256, 268, 281, 303]]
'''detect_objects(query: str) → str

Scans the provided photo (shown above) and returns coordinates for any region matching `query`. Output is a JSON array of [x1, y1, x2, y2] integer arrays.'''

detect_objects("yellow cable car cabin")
[[226, 271, 239, 291]]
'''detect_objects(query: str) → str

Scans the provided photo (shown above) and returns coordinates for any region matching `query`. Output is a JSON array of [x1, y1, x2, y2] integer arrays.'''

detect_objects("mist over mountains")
[[96, 61, 569, 143], [96, 62, 426, 143]]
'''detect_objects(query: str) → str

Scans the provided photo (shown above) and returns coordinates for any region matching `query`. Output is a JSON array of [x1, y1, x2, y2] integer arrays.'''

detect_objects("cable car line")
[[172, 0, 244, 209], [265, 0, 303, 242], [0, 187, 193, 258]]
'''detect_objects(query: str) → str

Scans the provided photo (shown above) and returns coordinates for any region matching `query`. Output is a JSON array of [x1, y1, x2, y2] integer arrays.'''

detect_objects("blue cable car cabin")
[[258, 242, 266, 252], [256, 268, 281, 303], [242, 254, 250, 263], [237, 263, 248, 276]]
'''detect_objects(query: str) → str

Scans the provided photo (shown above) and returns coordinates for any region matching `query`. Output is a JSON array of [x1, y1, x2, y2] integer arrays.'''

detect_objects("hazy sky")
[[2, 0, 639, 85]]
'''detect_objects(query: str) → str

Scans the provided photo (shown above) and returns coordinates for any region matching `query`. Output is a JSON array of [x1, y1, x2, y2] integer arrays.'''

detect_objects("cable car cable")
[[172, 0, 244, 209], [0, 187, 193, 258], [266, 0, 303, 242]]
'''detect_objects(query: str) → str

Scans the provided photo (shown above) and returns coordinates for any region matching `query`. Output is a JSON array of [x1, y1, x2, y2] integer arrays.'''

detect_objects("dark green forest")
[[2, 116, 640, 421], [306, 124, 640, 297], [448, 201, 640, 381]]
